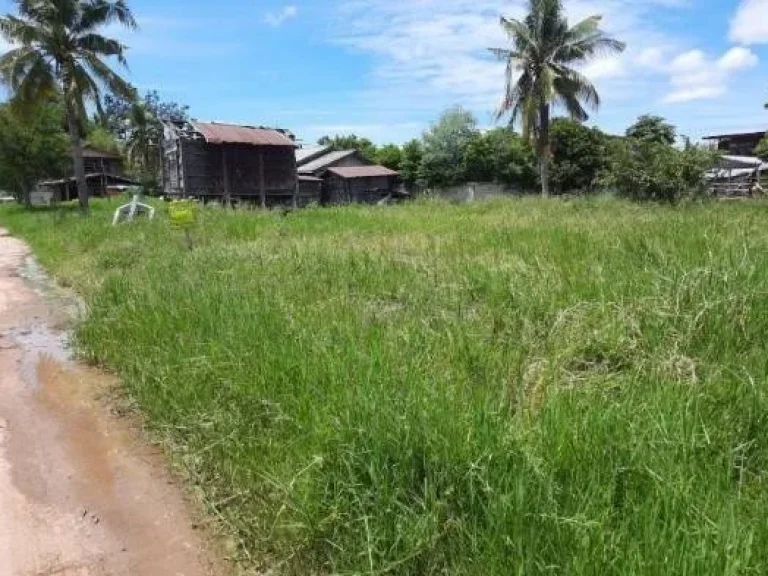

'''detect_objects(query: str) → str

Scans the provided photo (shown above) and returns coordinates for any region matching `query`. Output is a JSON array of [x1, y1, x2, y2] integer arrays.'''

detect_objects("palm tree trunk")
[[65, 103, 89, 214], [538, 103, 551, 198]]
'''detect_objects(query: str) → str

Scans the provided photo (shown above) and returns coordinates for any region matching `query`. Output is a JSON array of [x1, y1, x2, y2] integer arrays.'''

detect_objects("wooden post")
[[258, 150, 266, 209], [221, 147, 230, 206], [292, 152, 299, 209]]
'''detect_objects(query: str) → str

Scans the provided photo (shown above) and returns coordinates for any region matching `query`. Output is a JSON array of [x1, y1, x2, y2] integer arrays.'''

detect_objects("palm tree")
[[125, 100, 161, 182], [490, 0, 625, 196], [0, 0, 136, 213]]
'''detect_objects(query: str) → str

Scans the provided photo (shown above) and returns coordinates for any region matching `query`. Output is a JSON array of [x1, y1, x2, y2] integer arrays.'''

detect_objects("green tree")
[[0, 100, 69, 205], [490, 0, 625, 196], [400, 139, 423, 188], [318, 134, 378, 163], [85, 125, 120, 154], [601, 139, 715, 202], [549, 118, 609, 193], [124, 101, 162, 188], [103, 89, 189, 139], [462, 128, 537, 189], [420, 106, 477, 188], [0, 0, 137, 214], [626, 114, 677, 146], [754, 135, 768, 160], [375, 144, 403, 171]]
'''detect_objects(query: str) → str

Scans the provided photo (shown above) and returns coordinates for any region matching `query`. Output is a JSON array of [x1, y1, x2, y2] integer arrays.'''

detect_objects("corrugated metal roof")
[[191, 121, 296, 147], [296, 145, 331, 166], [719, 155, 763, 168], [327, 165, 399, 178], [298, 150, 358, 173]]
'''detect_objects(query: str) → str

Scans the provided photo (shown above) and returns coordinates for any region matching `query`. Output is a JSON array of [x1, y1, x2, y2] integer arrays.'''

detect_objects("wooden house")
[[296, 148, 401, 204], [323, 166, 400, 204], [161, 121, 316, 206], [37, 147, 136, 202], [703, 131, 765, 156]]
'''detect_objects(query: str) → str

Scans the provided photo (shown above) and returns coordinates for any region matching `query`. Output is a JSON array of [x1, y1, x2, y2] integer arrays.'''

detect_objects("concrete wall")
[[428, 182, 518, 203]]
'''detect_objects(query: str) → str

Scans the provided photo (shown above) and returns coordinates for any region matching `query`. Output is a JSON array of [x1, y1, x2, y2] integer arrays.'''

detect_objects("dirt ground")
[[0, 226, 225, 576]]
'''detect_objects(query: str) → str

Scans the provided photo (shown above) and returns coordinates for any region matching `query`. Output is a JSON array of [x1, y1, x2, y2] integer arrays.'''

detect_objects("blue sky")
[[2, 0, 768, 144]]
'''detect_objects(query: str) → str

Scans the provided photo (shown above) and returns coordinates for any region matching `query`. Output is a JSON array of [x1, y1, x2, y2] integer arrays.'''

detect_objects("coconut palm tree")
[[125, 100, 161, 181], [0, 0, 136, 213], [490, 0, 625, 196]]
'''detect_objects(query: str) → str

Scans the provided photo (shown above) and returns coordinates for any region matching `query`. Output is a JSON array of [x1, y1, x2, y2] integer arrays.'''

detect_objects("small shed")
[[324, 166, 400, 204], [161, 120, 306, 206], [703, 132, 765, 156], [38, 173, 139, 202], [297, 148, 402, 205], [80, 147, 123, 176]]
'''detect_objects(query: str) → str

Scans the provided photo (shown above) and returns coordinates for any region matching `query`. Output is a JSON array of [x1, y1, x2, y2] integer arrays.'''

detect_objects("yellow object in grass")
[[168, 200, 198, 230]]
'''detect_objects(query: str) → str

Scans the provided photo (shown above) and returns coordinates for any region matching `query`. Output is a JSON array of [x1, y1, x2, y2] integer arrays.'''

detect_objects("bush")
[[549, 119, 609, 194], [601, 140, 715, 202]]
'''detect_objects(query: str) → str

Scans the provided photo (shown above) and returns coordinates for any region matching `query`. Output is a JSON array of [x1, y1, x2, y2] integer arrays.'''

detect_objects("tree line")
[[319, 110, 716, 202]]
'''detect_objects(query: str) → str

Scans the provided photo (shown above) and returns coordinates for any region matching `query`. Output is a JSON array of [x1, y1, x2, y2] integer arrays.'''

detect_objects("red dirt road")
[[0, 227, 224, 576]]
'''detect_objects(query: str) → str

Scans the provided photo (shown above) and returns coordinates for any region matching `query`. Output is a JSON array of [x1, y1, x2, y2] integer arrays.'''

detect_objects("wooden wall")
[[324, 175, 395, 205]]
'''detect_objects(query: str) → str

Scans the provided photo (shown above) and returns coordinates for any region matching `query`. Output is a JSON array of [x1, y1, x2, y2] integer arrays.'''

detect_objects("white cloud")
[[332, 0, 687, 127], [663, 46, 758, 103], [264, 5, 298, 27], [730, 0, 768, 44]]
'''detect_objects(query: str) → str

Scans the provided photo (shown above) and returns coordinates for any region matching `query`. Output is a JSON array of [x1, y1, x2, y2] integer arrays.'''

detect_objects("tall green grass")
[[3, 197, 768, 575]]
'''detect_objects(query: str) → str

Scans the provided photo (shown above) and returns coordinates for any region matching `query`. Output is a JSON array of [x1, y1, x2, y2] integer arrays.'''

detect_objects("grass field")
[[2, 197, 768, 575]]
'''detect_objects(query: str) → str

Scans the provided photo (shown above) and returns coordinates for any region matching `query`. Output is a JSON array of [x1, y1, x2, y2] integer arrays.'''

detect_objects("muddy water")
[[0, 227, 225, 576]]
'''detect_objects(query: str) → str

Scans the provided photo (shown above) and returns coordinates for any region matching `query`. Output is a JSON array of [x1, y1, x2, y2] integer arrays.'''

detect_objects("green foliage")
[[399, 139, 423, 187], [626, 115, 677, 146], [463, 127, 537, 189], [602, 139, 715, 202], [420, 106, 477, 187], [374, 144, 403, 171], [549, 118, 609, 193], [754, 135, 768, 159], [85, 126, 121, 155], [102, 90, 189, 139], [491, 0, 625, 195], [5, 199, 768, 574], [0, 0, 137, 212], [318, 134, 378, 162], [0, 101, 69, 204]]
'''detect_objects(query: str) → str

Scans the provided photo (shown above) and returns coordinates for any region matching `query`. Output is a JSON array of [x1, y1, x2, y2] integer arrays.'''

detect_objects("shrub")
[[601, 139, 715, 202]]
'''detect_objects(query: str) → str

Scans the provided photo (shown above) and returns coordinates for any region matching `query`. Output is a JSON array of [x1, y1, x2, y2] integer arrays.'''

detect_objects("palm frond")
[[77, 0, 137, 33], [0, 15, 45, 45], [76, 33, 127, 65], [78, 50, 134, 100]]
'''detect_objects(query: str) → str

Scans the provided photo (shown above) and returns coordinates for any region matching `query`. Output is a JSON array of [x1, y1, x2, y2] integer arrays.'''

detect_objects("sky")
[[1, 0, 768, 145]]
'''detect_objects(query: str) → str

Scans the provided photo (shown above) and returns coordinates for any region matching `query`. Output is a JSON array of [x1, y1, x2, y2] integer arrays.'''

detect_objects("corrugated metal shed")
[[298, 150, 358, 173], [191, 121, 296, 147], [296, 145, 331, 166], [327, 166, 399, 178]]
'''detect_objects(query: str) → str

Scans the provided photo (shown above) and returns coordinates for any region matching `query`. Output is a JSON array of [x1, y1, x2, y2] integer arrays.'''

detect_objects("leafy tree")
[[549, 118, 609, 193], [463, 128, 537, 189], [754, 135, 768, 160], [102, 89, 189, 139], [601, 139, 715, 202], [400, 139, 423, 187], [420, 106, 477, 188], [626, 114, 677, 146], [490, 0, 625, 196], [0, 100, 69, 205], [318, 134, 378, 163], [85, 125, 120, 154], [0, 0, 137, 213], [375, 144, 403, 171]]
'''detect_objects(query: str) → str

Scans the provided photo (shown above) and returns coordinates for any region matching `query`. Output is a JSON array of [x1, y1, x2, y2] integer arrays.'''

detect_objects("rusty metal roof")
[[327, 166, 399, 178], [191, 121, 296, 147]]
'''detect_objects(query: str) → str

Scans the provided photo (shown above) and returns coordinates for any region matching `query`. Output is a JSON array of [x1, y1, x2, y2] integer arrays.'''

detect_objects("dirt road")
[[0, 227, 224, 576]]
